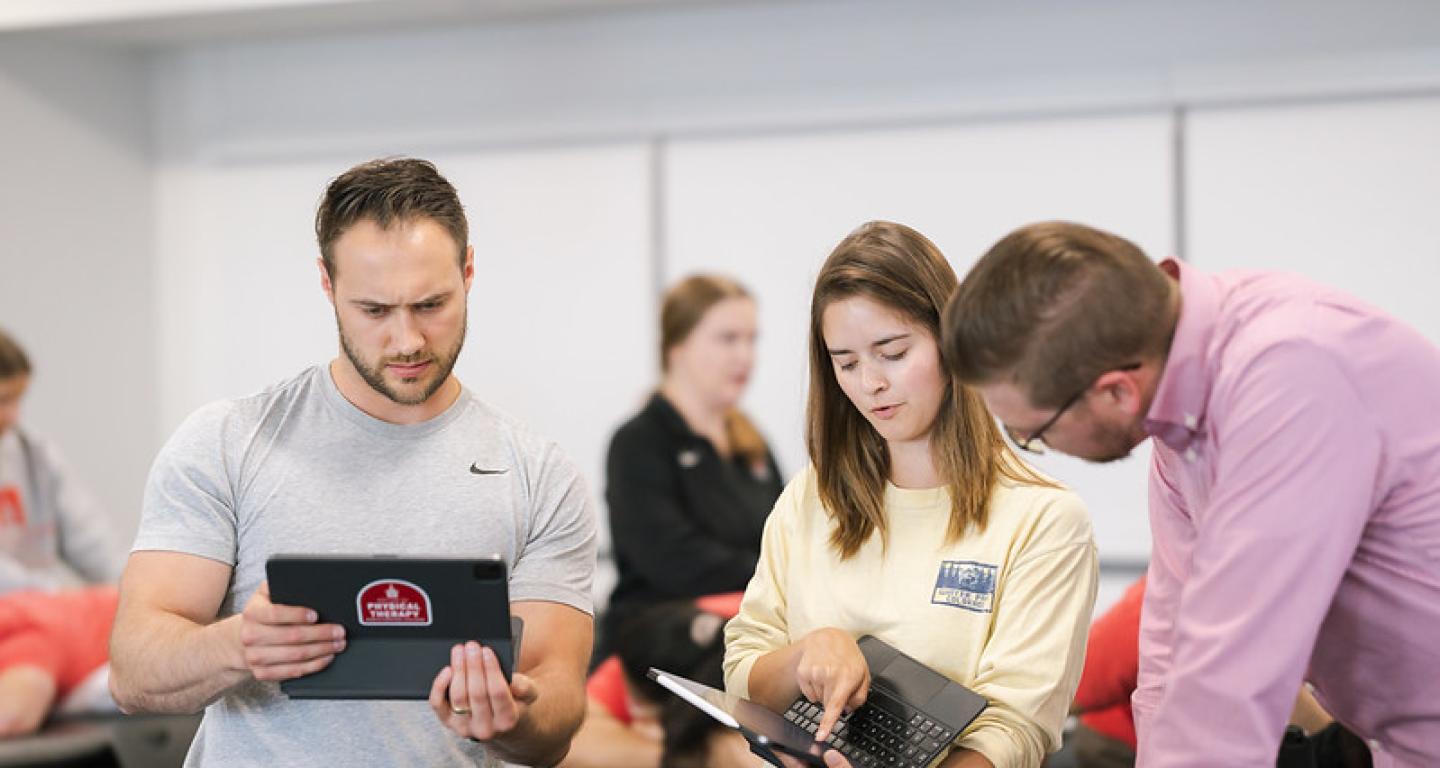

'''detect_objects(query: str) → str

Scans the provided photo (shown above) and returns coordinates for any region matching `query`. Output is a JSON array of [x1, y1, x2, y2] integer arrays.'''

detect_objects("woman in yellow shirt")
[[723, 221, 1098, 768]]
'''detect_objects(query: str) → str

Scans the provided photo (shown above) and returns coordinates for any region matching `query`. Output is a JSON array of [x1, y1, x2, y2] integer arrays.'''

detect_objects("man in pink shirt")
[[940, 221, 1440, 767]]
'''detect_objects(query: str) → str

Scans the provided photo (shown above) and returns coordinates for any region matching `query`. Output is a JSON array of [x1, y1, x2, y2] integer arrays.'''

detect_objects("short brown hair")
[[0, 329, 31, 379], [660, 274, 769, 469], [808, 221, 1049, 559], [943, 221, 1174, 408], [315, 157, 468, 278]]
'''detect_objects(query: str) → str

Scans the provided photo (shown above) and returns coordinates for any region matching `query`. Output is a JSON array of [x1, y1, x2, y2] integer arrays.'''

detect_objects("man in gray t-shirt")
[[110, 158, 597, 767]]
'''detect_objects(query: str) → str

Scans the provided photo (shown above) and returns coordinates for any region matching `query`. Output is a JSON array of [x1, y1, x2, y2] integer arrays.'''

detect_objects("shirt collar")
[[1144, 258, 1221, 451], [649, 391, 701, 441]]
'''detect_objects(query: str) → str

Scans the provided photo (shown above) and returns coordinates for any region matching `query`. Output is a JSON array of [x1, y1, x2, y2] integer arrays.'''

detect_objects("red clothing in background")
[[0, 585, 118, 698], [588, 656, 633, 724], [1075, 577, 1145, 749]]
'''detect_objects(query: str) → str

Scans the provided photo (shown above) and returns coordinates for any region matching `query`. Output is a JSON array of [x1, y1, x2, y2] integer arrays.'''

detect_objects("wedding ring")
[[450, 705, 472, 716]]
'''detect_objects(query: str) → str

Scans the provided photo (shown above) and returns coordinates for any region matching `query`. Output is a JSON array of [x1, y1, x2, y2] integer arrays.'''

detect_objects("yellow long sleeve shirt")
[[723, 466, 1098, 768]]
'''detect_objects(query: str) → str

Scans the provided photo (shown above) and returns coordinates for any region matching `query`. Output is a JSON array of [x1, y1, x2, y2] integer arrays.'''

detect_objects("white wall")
[[1186, 96, 1440, 346], [0, 40, 154, 543]]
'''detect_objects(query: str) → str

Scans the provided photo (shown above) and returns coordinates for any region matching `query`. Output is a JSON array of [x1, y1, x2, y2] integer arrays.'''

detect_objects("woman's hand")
[[794, 628, 869, 741]]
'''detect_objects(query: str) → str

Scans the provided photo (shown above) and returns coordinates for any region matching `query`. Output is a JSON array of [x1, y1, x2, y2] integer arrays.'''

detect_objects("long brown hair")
[[807, 222, 1049, 559], [661, 274, 768, 469]]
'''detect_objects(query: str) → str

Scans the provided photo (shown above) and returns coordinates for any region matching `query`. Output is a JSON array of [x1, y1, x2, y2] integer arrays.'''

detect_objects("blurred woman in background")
[[603, 275, 783, 650]]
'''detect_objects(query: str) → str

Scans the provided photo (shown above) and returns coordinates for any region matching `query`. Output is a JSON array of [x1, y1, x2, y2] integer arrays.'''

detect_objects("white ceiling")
[[0, 0, 765, 44]]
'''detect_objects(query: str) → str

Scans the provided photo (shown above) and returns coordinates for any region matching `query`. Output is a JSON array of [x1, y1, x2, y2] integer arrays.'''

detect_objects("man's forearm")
[[487, 668, 586, 766], [110, 612, 250, 714]]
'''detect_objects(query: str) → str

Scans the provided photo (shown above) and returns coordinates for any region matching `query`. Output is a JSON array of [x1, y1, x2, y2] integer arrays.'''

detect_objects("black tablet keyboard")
[[783, 689, 956, 768]]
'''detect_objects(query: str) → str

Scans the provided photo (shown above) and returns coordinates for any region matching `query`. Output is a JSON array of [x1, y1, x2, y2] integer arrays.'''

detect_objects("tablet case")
[[266, 555, 519, 700]]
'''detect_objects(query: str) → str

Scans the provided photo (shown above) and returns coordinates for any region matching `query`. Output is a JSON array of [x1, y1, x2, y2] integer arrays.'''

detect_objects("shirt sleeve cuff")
[[128, 536, 235, 567], [954, 728, 1019, 768], [508, 581, 593, 616], [726, 653, 760, 700]]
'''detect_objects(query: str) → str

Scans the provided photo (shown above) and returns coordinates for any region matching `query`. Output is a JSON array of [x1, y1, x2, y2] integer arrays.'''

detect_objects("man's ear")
[[462, 245, 475, 292], [318, 258, 335, 305], [1093, 367, 1145, 418]]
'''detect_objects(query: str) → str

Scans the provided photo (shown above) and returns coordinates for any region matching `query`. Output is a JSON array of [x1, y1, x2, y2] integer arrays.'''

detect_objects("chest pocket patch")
[[931, 560, 998, 613]]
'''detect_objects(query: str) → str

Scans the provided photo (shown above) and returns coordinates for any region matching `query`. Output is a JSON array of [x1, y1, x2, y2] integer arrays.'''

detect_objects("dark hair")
[[942, 221, 1174, 408], [660, 274, 769, 468], [613, 601, 726, 705], [808, 221, 1049, 559], [314, 157, 468, 278], [0, 329, 31, 379]]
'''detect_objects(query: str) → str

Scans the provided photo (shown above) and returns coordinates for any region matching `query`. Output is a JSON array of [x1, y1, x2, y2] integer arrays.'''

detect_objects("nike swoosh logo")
[[470, 464, 508, 475]]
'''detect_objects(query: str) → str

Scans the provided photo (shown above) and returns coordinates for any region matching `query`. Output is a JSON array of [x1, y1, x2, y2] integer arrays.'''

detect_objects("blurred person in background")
[[604, 275, 783, 653], [0, 585, 118, 737], [563, 595, 760, 768], [0, 328, 123, 594], [1063, 577, 1145, 768]]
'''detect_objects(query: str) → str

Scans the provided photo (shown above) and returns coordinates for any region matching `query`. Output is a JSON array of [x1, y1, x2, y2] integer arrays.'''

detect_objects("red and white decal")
[[356, 579, 433, 626]]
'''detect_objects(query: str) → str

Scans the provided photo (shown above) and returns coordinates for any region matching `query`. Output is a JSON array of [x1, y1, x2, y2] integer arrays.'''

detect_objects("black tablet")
[[266, 555, 521, 700]]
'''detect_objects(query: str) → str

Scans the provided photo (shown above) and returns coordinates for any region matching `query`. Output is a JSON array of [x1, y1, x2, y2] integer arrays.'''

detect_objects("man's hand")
[[238, 581, 346, 681], [794, 628, 869, 742], [428, 641, 539, 742]]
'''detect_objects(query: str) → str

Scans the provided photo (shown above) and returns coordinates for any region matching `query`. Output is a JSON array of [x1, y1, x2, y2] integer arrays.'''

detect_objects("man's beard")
[[1085, 417, 1139, 464], [338, 314, 466, 406]]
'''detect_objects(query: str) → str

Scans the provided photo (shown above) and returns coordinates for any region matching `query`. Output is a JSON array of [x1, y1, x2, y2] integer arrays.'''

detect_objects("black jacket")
[[604, 393, 783, 632]]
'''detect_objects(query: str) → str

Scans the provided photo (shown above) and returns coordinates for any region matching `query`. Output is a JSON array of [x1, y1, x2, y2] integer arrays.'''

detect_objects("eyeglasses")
[[1005, 363, 1140, 455]]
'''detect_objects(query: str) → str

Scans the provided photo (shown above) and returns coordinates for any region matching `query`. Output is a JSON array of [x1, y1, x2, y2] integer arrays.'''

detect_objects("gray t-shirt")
[[133, 365, 596, 767]]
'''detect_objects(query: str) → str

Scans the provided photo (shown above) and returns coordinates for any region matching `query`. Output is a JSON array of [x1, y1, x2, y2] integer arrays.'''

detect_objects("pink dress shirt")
[[1134, 259, 1440, 767]]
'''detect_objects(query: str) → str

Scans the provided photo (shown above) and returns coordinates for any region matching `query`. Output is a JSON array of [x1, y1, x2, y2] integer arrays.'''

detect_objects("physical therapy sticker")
[[356, 579, 433, 626]]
